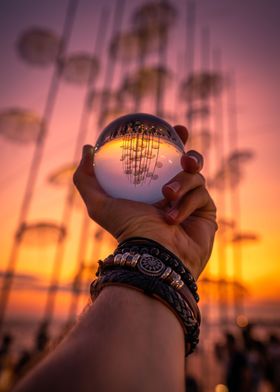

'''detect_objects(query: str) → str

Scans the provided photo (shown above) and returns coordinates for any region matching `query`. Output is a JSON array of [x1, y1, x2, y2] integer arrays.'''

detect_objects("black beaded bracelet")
[[116, 237, 199, 302], [91, 268, 200, 355]]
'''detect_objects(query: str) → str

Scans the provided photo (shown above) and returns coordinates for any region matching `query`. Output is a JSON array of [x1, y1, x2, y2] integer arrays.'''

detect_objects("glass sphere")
[[94, 113, 184, 203]]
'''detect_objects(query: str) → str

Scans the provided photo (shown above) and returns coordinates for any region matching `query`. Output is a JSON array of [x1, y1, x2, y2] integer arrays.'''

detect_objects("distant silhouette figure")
[[185, 375, 200, 392], [225, 333, 251, 392], [35, 321, 49, 353], [0, 334, 13, 372], [14, 350, 32, 378]]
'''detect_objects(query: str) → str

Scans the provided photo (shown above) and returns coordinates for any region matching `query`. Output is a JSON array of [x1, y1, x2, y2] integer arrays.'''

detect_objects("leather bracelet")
[[116, 237, 199, 302], [91, 269, 200, 355], [97, 253, 201, 324]]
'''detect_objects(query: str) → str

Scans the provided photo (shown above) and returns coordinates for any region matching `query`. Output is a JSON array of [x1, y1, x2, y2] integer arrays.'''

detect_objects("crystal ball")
[[94, 113, 184, 203]]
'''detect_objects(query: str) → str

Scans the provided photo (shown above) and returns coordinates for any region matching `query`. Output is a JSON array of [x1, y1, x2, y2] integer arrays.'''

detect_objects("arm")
[[13, 125, 217, 392], [14, 287, 185, 392]]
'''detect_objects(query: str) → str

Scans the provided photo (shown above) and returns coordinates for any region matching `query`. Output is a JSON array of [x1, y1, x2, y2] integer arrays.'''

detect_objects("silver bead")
[[131, 253, 141, 267], [160, 267, 172, 280], [113, 254, 122, 265], [120, 252, 130, 266]]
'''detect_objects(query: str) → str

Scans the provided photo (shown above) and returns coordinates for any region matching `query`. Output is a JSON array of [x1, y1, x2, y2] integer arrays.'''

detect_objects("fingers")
[[173, 126, 203, 173], [181, 150, 204, 174], [165, 186, 217, 225], [73, 145, 110, 218], [162, 171, 205, 201], [80, 145, 94, 175], [160, 148, 204, 208], [174, 125, 188, 145]]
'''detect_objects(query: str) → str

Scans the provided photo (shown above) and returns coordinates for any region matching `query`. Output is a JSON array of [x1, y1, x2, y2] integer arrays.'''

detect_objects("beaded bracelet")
[[97, 253, 201, 324], [116, 237, 199, 302]]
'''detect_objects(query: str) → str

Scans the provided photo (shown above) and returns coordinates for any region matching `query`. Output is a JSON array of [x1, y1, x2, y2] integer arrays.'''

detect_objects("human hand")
[[73, 125, 217, 280]]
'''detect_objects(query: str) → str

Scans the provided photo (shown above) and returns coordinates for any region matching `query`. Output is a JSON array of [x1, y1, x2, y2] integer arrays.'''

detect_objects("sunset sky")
[[0, 0, 279, 327]]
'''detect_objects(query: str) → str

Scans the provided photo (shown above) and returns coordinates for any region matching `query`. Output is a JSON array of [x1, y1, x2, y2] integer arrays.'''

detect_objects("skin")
[[73, 125, 217, 280], [13, 125, 217, 392]]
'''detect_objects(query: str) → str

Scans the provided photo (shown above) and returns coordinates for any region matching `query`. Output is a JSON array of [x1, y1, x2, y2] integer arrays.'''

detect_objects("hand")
[[73, 126, 217, 280]]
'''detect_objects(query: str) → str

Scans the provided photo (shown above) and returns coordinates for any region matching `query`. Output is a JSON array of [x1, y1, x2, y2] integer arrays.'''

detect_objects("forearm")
[[13, 286, 185, 392]]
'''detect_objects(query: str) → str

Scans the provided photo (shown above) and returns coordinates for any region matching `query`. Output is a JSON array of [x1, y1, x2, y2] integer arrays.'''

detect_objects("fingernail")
[[168, 208, 178, 219], [187, 154, 199, 165], [82, 146, 87, 158], [82, 145, 94, 158], [165, 181, 180, 193]]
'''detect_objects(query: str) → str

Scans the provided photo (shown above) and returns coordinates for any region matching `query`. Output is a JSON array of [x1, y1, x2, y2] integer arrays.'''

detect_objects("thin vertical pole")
[[42, 5, 111, 324], [199, 27, 211, 160], [66, 213, 91, 324], [199, 28, 212, 390], [97, 0, 126, 129], [155, 2, 169, 117], [43, 0, 127, 324], [185, 0, 196, 132], [0, 0, 80, 332], [226, 72, 244, 318], [212, 49, 229, 325]]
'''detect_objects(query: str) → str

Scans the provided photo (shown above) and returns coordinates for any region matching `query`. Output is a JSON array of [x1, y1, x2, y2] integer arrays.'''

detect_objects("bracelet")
[[116, 237, 199, 302], [91, 268, 200, 355], [97, 253, 201, 324]]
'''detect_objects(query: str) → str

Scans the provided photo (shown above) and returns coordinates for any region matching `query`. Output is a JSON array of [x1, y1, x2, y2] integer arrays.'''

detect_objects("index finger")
[[174, 125, 188, 145]]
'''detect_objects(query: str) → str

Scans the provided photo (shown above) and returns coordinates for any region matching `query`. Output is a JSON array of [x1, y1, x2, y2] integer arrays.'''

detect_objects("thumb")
[[80, 144, 95, 176], [73, 145, 110, 217]]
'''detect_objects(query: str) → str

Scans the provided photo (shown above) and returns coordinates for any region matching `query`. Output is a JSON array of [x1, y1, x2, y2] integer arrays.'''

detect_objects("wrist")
[[92, 238, 201, 355], [116, 237, 199, 300]]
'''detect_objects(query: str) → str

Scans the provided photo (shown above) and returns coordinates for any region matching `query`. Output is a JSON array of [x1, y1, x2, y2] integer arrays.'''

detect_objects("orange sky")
[[0, 0, 279, 324]]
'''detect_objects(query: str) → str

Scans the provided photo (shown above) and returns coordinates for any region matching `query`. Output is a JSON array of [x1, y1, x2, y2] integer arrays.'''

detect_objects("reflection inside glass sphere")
[[94, 113, 184, 203]]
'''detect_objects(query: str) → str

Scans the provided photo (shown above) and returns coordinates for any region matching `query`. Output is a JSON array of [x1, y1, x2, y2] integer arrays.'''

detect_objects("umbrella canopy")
[[181, 72, 223, 101], [0, 108, 43, 144], [133, 1, 176, 32], [61, 53, 99, 85], [208, 149, 254, 189], [109, 30, 143, 60], [186, 105, 210, 121], [121, 66, 171, 99], [231, 232, 259, 243], [48, 163, 77, 186], [16, 222, 66, 246], [86, 89, 123, 111], [17, 28, 60, 66]]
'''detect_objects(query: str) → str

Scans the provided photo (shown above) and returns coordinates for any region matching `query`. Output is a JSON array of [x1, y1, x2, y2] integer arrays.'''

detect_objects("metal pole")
[[97, 0, 126, 129], [63, 0, 127, 325], [155, 1, 168, 117], [199, 26, 211, 159], [66, 213, 91, 324], [226, 72, 244, 318], [185, 0, 196, 132], [212, 49, 229, 325], [0, 0, 80, 332], [43, 0, 126, 324], [41, 5, 112, 324]]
